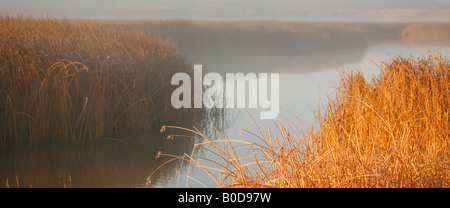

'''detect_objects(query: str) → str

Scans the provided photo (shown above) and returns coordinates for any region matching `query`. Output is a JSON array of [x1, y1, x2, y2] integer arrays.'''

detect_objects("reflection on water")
[[193, 48, 366, 74], [1, 21, 448, 187], [0, 134, 191, 188], [0, 104, 229, 188], [154, 43, 448, 188]]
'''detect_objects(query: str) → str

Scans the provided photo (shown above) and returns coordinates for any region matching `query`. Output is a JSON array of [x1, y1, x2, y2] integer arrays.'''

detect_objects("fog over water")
[[0, 1, 449, 188]]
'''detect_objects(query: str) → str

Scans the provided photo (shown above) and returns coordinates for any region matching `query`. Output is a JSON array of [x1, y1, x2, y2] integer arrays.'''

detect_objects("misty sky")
[[1, 0, 449, 21]]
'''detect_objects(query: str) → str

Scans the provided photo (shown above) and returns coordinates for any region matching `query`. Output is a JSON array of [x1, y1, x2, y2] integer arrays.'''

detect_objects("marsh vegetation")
[[153, 54, 449, 188], [0, 16, 202, 146], [1, 15, 448, 187]]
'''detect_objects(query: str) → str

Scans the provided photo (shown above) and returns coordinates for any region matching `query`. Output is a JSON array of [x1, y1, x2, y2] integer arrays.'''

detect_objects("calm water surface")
[[153, 43, 448, 188], [0, 43, 447, 188]]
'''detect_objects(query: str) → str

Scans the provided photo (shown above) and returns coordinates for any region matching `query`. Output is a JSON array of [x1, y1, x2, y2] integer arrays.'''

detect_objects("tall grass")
[[311, 54, 449, 187], [149, 54, 449, 188], [0, 16, 197, 146]]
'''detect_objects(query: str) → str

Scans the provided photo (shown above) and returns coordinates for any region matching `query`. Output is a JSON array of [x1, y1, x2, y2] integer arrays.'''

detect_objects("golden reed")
[[0, 16, 195, 146], [151, 54, 449, 188]]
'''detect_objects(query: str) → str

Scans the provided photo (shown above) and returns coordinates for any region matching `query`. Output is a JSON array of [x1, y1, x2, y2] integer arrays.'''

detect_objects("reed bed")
[[0, 16, 196, 146], [149, 54, 449, 188]]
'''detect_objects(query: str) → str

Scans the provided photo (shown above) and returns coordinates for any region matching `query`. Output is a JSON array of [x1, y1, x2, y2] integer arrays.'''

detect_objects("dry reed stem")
[[151, 54, 449, 188], [0, 15, 198, 145]]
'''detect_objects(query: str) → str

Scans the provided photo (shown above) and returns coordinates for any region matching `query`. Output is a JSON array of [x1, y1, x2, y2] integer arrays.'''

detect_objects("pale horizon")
[[1, 0, 450, 22]]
